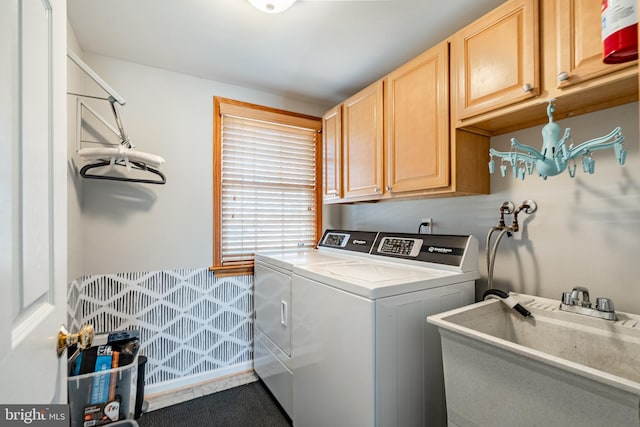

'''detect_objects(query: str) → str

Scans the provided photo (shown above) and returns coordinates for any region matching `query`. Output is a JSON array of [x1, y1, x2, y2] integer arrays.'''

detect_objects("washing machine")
[[290, 231, 479, 427], [253, 230, 379, 418]]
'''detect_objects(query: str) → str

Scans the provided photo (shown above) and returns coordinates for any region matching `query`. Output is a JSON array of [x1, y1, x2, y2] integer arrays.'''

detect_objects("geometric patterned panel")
[[67, 269, 253, 388]]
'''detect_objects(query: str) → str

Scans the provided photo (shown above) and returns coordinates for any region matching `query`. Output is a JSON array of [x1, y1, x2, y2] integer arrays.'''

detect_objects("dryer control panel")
[[319, 230, 377, 254]]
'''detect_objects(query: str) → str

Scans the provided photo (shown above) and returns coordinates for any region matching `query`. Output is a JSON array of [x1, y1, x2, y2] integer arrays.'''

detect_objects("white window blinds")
[[220, 114, 319, 264]]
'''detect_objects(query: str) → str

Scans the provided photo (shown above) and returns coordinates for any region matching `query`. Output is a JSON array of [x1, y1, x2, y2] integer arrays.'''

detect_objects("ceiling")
[[67, 0, 506, 107]]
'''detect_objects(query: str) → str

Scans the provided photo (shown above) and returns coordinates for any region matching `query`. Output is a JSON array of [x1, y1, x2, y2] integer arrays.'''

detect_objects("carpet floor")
[[137, 381, 292, 427]]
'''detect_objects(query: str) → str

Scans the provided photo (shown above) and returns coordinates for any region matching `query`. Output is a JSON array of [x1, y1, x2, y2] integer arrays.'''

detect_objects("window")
[[211, 97, 322, 275]]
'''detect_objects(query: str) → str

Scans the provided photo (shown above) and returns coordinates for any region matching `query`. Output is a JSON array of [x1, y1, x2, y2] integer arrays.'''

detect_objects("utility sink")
[[427, 293, 640, 427]]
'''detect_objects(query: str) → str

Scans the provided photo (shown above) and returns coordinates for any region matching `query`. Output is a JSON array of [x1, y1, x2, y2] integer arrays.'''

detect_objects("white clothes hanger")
[[67, 49, 166, 184]]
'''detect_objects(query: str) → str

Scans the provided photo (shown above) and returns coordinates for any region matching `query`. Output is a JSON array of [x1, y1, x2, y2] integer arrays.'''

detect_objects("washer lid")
[[328, 262, 450, 282], [294, 259, 479, 299]]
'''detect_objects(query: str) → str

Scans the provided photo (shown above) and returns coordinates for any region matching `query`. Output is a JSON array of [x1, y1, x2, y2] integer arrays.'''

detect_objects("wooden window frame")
[[210, 97, 323, 276]]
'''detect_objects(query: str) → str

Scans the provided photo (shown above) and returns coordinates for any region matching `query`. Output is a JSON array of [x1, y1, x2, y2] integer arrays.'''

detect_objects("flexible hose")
[[486, 227, 510, 290], [485, 227, 499, 287], [482, 289, 531, 318]]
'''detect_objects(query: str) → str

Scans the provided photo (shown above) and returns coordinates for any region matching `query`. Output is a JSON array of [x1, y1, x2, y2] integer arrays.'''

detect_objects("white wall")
[[70, 52, 330, 275], [341, 102, 640, 314]]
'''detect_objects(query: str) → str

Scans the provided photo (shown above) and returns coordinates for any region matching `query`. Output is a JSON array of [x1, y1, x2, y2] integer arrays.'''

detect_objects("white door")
[[0, 0, 68, 403]]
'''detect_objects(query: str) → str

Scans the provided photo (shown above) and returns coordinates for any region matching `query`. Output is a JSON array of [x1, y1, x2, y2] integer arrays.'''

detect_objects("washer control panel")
[[377, 237, 423, 257], [372, 232, 469, 266]]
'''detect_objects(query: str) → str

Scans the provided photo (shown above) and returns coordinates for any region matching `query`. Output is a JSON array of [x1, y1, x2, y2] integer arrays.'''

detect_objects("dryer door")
[[254, 262, 291, 356]]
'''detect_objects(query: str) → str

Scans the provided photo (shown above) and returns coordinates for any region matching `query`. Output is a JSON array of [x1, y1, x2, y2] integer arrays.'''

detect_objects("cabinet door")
[[385, 41, 449, 194], [342, 80, 384, 200], [555, 0, 637, 88], [322, 105, 342, 201], [453, 0, 539, 120]]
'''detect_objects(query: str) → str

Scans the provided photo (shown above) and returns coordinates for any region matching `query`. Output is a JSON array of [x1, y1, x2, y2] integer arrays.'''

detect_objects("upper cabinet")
[[555, 0, 637, 88], [322, 105, 342, 202], [385, 41, 450, 194], [322, 41, 490, 204], [453, 0, 638, 134], [342, 80, 384, 201], [453, 0, 540, 121], [320, 0, 638, 203]]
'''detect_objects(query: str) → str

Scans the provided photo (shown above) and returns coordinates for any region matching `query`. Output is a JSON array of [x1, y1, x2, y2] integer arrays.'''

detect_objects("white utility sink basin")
[[427, 293, 640, 427]]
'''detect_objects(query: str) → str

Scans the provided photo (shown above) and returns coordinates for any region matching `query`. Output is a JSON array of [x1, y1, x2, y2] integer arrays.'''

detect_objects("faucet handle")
[[561, 292, 573, 305], [570, 286, 592, 308], [596, 297, 615, 313]]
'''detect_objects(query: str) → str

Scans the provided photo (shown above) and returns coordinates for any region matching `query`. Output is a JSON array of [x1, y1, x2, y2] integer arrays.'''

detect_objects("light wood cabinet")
[[385, 41, 450, 194], [453, 0, 540, 121], [322, 42, 490, 204], [342, 80, 384, 201], [453, 0, 637, 134], [319, 0, 638, 204], [322, 105, 342, 202], [555, 0, 637, 88]]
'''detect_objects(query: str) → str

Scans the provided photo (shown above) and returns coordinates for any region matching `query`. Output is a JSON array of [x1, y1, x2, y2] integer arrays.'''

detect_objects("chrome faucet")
[[563, 286, 591, 307], [560, 286, 617, 321]]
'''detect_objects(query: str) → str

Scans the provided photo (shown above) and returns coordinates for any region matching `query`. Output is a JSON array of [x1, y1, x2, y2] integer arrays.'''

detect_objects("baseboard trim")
[[144, 368, 258, 412]]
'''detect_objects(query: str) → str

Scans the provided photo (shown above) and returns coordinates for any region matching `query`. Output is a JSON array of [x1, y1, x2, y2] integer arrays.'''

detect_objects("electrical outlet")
[[419, 218, 433, 234]]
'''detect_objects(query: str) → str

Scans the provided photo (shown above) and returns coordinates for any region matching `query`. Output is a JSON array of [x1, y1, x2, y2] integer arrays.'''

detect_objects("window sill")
[[208, 264, 254, 277]]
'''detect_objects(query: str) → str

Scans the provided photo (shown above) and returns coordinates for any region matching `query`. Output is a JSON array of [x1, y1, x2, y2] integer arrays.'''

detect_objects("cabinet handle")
[[280, 300, 288, 327], [521, 83, 533, 92], [373, 186, 380, 193], [557, 71, 569, 82], [386, 185, 392, 192]]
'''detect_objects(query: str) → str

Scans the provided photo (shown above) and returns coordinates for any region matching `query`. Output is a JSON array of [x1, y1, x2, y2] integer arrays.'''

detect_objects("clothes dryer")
[[253, 230, 378, 417]]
